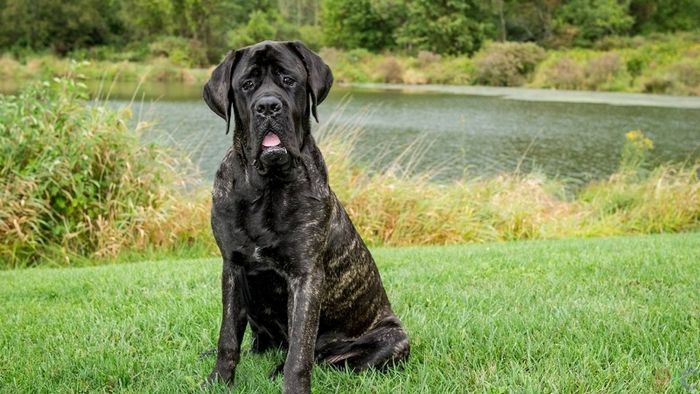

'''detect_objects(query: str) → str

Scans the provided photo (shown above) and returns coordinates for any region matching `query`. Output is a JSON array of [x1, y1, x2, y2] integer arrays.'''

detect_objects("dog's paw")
[[269, 362, 284, 380]]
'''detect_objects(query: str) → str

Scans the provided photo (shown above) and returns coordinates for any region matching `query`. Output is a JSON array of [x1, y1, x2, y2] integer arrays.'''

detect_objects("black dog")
[[202, 41, 409, 393]]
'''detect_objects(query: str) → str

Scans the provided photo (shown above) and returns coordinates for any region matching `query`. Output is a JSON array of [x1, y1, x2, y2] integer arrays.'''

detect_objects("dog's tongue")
[[262, 132, 281, 147]]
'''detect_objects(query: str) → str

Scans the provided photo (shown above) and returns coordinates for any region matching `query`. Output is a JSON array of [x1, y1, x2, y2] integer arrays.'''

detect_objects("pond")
[[4, 80, 700, 184]]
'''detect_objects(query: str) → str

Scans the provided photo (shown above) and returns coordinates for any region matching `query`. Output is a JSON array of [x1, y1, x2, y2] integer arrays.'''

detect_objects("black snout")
[[255, 96, 282, 117]]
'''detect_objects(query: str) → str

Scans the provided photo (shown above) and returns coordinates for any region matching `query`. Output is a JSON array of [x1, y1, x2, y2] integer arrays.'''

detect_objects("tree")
[[321, 0, 404, 51], [499, 0, 562, 44], [395, 0, 489, 55], [0, 0, 120, 54], [554, 0, 634, 45], [630, 0, 700, 33]]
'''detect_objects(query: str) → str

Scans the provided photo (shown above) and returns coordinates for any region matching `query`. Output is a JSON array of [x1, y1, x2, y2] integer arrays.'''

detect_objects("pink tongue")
[[262, 132, 281, 147]]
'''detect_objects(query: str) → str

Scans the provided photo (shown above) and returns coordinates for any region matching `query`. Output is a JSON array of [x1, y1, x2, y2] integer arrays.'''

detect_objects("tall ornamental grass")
[[317, 114, 699, 246], [0, 78, 211, 267]]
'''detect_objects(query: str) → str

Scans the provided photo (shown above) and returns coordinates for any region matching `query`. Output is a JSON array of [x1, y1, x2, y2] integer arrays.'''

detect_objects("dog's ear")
[[286, 41, 333, 123], [203, 50, 242, 134]]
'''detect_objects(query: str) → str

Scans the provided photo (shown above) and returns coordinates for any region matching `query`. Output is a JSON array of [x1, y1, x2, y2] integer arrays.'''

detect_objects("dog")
[[202, 41, 409, 393]]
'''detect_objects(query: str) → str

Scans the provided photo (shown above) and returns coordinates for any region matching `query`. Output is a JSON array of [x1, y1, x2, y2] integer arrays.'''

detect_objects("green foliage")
[[395, 0, 488, 55], [0, 0, 698, 59], [531, 33, 700, 94], [555, 0, 635, 46], [148, 36, 208, 67], [500, 0, 560, 43], [0, 0, 122, 55], [227, 9, 300, 49], [0, 77, 209, 267], [474, 42, 546, 86], [630, 0, 700, 33], [0, 0, 276, 63], [321, 0, 403, 51]]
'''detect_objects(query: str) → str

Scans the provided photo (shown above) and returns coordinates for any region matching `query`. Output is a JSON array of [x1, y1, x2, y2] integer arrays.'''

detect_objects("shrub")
[[416, 50, 441, 67], [642, 75, 676, 94], [672, 61, 700, 90], [584, 53, 622, 90], [0, 55, 23, 79], [474, 42, 546, 86], [0, 78, 210, 267], [402, 69, 427, 84], [424, 57, 474, 84], [148, 36, 207, 67], [376, 56, 404, 83], [344, 48, 373, 64], [641, 60, 700, 95], [542, 57, 586, 89]]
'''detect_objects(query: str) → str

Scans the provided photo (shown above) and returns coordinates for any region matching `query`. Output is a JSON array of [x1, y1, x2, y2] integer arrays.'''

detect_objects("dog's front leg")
[[207, 262, 247, 385], [283, 268, 324, 394]]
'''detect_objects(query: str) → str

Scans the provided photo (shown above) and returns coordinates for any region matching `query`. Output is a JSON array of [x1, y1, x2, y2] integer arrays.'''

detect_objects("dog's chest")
[[223, 192, 326, 270]]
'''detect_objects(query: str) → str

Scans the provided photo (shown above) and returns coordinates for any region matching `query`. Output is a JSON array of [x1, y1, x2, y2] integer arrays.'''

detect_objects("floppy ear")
[[286, 41, 333, 122], [203, 50, 241, 134]]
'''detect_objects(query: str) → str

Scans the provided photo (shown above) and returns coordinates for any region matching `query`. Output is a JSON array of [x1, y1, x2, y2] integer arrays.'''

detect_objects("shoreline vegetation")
[[1, 33, 699, 96], [1, 78, 698, 268]]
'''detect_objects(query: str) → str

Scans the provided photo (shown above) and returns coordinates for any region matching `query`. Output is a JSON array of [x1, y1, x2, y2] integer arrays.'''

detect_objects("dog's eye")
[[283, 77, 296, 86], [241, 80, 254, 91]]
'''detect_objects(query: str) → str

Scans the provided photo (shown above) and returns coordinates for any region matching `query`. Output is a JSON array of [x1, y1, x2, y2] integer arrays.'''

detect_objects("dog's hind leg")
[[316, 315, 409, 372]]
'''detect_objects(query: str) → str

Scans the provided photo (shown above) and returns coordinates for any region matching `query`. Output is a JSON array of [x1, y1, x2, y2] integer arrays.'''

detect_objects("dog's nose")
[[255, 96, 282, 117]]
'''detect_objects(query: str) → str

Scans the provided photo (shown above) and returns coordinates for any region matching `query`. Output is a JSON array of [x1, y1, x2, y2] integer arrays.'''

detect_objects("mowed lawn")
[[1, 234, 699, 393]]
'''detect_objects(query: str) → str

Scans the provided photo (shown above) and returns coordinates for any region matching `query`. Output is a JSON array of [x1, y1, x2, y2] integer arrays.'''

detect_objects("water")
[[4, 80, 700, 184]]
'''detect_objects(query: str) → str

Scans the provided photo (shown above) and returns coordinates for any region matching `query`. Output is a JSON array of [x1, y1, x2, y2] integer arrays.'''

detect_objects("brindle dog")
[[202, 41, 409, 393]]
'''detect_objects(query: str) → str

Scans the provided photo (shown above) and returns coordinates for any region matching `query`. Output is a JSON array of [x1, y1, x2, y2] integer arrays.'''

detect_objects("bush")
[[584, 53, 622, 89], [424, 57, 474, 84], [0, 78, 209, 267], [542, 57, 586, 89], [474, 42, 546, 86], [416, 50, 441, 67], [148, 36, 207, 67], [672, 61, 700, 90], [0, 55, 23, 79], [376, 56, 404, 83], [642, 75, 676, 94]]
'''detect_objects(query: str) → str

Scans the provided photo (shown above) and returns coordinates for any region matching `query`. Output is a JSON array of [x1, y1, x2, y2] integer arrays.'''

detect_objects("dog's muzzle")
[[253, 95, 293, 173], [260, 132, 289, 167]]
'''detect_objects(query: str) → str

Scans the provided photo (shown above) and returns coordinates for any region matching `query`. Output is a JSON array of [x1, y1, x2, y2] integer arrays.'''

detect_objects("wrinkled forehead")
[[237, 42, 306, 77]]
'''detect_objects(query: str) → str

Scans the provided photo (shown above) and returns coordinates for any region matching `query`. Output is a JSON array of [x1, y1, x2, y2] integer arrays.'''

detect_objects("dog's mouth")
[[262, 132, 283, 150], [257, 131, 289, 171]]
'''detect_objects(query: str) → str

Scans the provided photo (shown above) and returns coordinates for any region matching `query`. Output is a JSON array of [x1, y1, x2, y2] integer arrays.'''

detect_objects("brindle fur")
[[202, 41, 409, 393]]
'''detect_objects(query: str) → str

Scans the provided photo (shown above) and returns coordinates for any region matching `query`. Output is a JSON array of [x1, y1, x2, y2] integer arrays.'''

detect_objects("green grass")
[[2, 233, 699, 392]]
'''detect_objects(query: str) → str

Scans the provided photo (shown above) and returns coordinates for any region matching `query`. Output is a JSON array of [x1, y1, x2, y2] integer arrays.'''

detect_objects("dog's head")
[[203, 41, 333, 175]]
